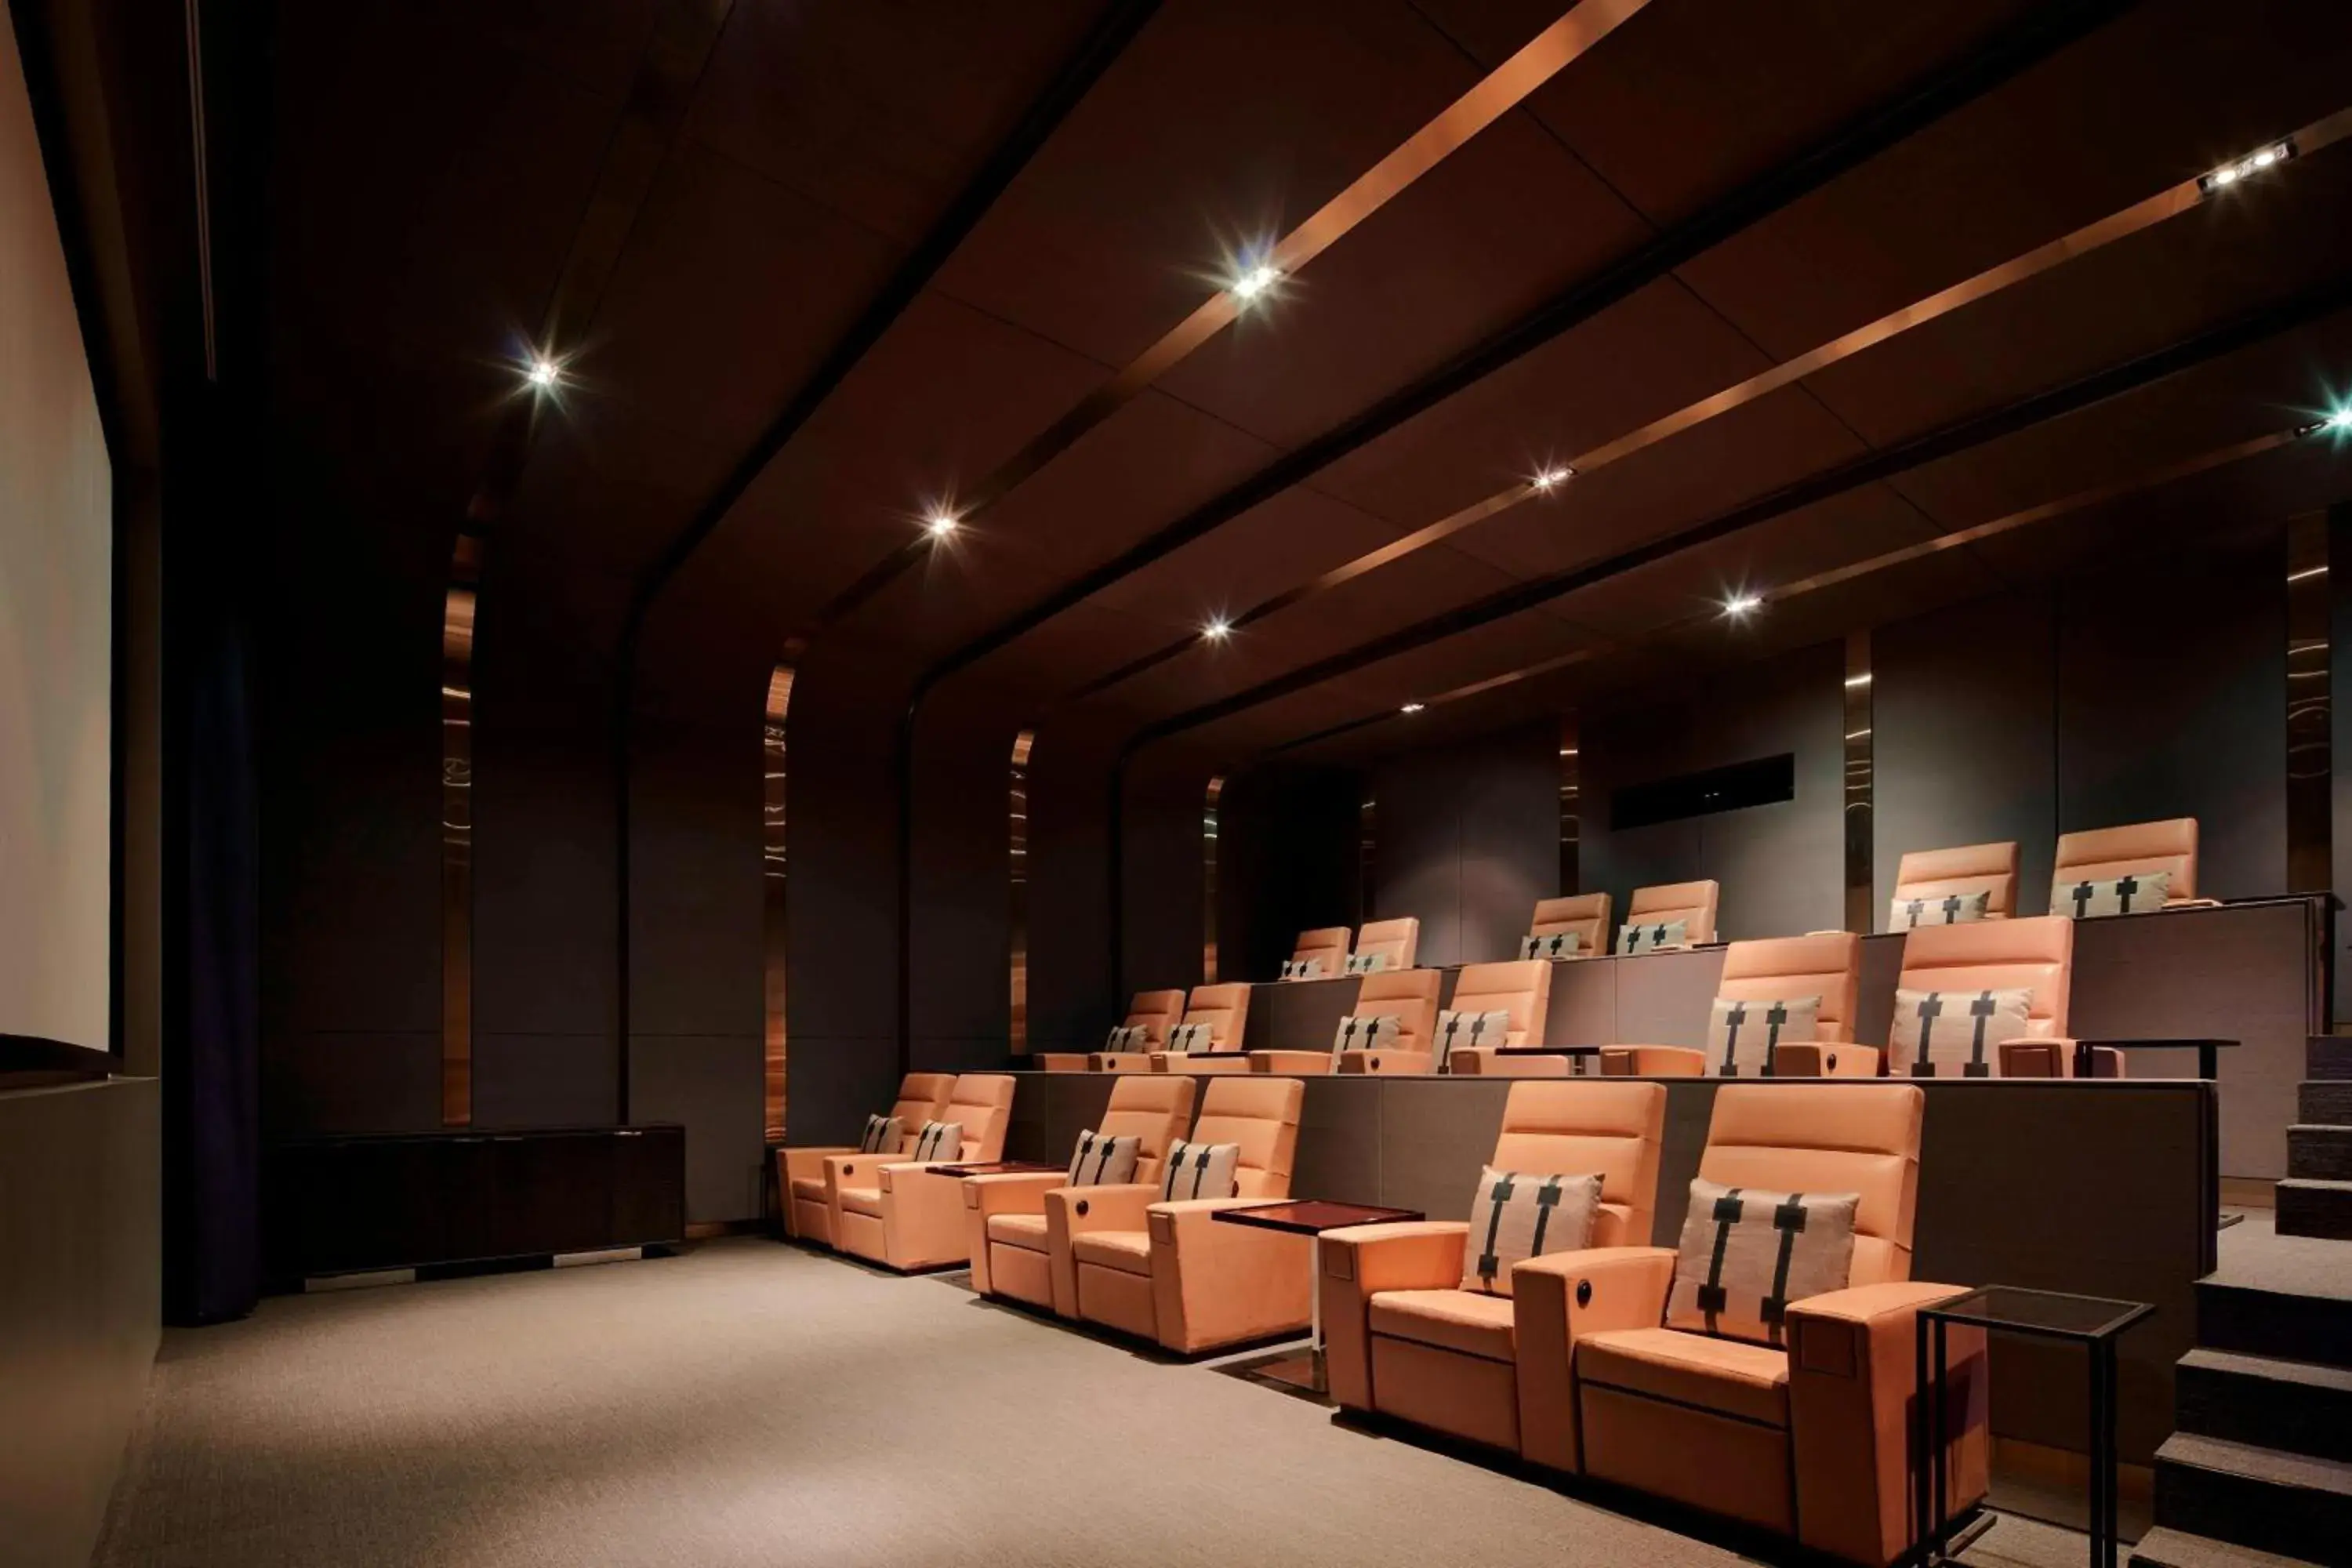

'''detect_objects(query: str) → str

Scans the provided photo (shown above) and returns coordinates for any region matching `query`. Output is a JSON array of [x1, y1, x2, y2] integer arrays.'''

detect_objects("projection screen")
[[1, 14, 113, 1054]]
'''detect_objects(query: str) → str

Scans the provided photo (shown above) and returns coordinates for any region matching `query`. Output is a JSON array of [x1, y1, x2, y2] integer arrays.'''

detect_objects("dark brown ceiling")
[[263, 0, 2352, 771]]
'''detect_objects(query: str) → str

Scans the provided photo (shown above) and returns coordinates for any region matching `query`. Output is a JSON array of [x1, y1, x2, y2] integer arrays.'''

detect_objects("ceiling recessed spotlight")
[[1203, 618, 1231, 641], [1231, 263, 1281, 302], [1399, 701, 1425, 715], [2198, 138, 2296, 194], [1722, 592, 1762, 619], [924, 511, 960, 538], [2328, 408, 2352, 432], [524, 357, 561, 390], [1531, 466, 1573, 491]]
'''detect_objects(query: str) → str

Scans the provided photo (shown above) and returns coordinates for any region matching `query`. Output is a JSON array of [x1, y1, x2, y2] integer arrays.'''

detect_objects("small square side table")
[[1213, 1200, 1425, 1392]]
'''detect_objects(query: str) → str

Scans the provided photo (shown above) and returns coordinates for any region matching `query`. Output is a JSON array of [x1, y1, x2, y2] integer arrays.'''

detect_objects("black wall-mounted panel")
[[1610, 753, 1797, 829]]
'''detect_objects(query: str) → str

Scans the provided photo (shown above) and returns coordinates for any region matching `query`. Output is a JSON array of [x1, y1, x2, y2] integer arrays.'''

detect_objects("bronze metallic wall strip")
[[1359, 789, 1377, 923], [1559, 718, 1581, 896], [1081, 103, 2352, 700], [440, 535, 481, 1126], [1843, 631, 1874, 935], [2285, 513, 2332, 893], [1301, 419, 2342, 745], [810, 1, 1646, 631], [762, 665, 795, 1138], [1010, 729, 1036, 1052], [1203, 775, 1224, 985]]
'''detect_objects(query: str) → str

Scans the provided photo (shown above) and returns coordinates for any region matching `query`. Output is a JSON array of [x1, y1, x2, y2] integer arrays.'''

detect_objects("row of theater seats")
[[1261, 816, 2211, 985], [782, 1071, 1982, 1568], [1051, 911, 2102, 1080]]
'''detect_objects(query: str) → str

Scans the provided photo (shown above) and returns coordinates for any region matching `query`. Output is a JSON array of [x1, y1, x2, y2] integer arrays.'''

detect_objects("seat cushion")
[[789, 1176, 826, 1203], [1577, 1327, 1790, 1428], [836, 1185, 884, 1219], [1368, 1288, 1517, 1364], [1070, 1229, 1153, 1276], [985, 1212, 1049, 1250]]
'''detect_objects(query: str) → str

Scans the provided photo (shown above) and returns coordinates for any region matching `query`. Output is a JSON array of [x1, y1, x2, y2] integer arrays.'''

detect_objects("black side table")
[[1915, 1286, 2154, 1568]]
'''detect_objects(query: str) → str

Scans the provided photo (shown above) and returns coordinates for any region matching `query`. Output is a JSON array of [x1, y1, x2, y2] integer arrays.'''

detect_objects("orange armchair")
[[1149, 982, 1254, 1074], [1054, 1076, 1309, 1353], [1572, 1083, 1985, 1566], [1602, 931, 1864, 1079], [2053, 817, 2214, 911], [1349, 916, 1421, 972], [827, 1074, 1016, 1271], [1273, 966, 1443, 1076], [1065, 988, 1188, 1072], [1283, 926, 1350, 980], [1321, 1080, 1666, 1458], [1619, 879, 1720, 951], [1525, 891, 1611, 959], [1438, 960, 1556, 1075], [964, 1074, 1196, 1313], [1891, 841, 2019, 926], [779, 1072, 953, 1245]]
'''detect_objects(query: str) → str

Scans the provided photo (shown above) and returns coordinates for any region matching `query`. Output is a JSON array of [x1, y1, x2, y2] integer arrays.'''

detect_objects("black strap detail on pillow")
[[2115, 873, 2142, 913], [1475, 1172, 1517, 1287], [1697, 1187, 1744, 1334], [1718, 1002, 1747, 1076], [1911, 993, 1944, 1076], [1762, 1001, 1789, 1075], [1760, 1192, 1809, 1346], [1526, 1176, 1565, 1263], [1966, 990, 1999, 1077], [2071, 881, 2095, 917], [1942, 895, 1964, 922]]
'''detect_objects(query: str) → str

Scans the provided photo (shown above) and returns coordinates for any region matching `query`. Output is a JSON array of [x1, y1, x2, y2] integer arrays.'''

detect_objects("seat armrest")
[[1045, 1182, 1156, 1237], [1440, 1047, 1499, 1075], [1318, 1221, 1471, 1411], [1144, 1200, 1312, 1354], [1250, 1050, 1337, 1074], [1152, 1051, 1250, 1074], [960, 1172, 1069, 1296], [1601, 1045, 1705, 1076], [1773, 1041, 1882, 1078], [1333, 1047, 1437, 1075], [1788, 1283, 1987, 1568], [1996, 1036, 2119, 1078], [872, 1160, 966, 1267], [1511, 1247, 1678, 1472], [1087, 1051, 1154, 1072], [780, 1146, 856, 1186], [1033, 1053, 1090, 1072], [821, 1151, 900, 1200], [2165, 897, 2224, 909]]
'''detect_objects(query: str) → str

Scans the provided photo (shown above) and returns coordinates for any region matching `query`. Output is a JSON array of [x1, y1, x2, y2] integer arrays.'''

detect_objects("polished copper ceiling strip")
[[1296, 419, 2332, 744], [1083, 103, 2352, 699], [807, 0, 1651, 627]]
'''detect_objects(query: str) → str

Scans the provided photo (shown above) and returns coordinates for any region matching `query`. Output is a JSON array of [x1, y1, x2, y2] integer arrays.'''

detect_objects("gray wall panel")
[[1612, 947, 1726, 1046], [472, 1033, 619, 1128], [631, 1034, 764, 1223], [263, 1030, 441, 1135]]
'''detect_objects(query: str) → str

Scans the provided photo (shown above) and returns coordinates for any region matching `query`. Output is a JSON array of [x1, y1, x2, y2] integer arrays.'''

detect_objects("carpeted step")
[[2310, 1036, 2352, 1083], [2277, 1179, 2352, 1242], [2198, 1246, 2352, 1370], [2289, 1125, 2352, 1181], [2154, 1433, 2352, 1564], [2131, 1525, 2325, 1568], [2177, 1348, 2352, 1463], [2300, 1081, 2352, 1124]]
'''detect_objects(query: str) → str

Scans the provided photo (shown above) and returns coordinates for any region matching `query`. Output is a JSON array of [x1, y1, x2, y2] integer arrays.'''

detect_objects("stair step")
[[2154, 1432, 2352, 1565], [2177, 1348, 2352, 1463], [2309, 1036, 2352, 1082], [2300, 1081, 2352, 1124], [2277, 1179, 2352, 1242], [2131, 1525, 2326, 1568], [2288, 1126, 2352, 1181]]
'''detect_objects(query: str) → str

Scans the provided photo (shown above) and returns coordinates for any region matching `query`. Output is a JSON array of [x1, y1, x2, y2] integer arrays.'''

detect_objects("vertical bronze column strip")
[[761, 666, 796, 1139], [440, 535, 481, 1125], [1009, 730, 1036, 1053], [1559, 718, 1581, 895], [2286, 514, 2332, 892], [1203, 777, 1224, 985], [1359, 789, 1378, 924], [1843, 633, 1874, 935]]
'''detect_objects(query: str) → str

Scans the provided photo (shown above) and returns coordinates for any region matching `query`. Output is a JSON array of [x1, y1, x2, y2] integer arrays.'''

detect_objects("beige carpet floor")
[[93, 1238, 2092, 1567]]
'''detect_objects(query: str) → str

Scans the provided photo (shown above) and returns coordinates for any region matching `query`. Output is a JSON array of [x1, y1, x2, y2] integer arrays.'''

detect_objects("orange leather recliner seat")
[[963, 1074, 1197, 1314], [1149, 982, 1254, 1074], [2052, 818, 2214, 912], [1321, 1080, 1666, 1457], [1052, 1076, 1310, 1354], [1438, 959, 1555, 1075], [1350, 916, 1421, 972], [1602, 931, 1864, 1079], [1525, 892, 1611, 959], [1283, 926, 1351, 980], [1621, 880, 1719, 951], [822, 1074, 1017, 1271], [779, 1072, 954, 1245], [1891, 841, 2019, 927], [1572, 1083, 1987, 1567], [1051, 988, 1186, 1072], [1254, 966, 1443, 1076]]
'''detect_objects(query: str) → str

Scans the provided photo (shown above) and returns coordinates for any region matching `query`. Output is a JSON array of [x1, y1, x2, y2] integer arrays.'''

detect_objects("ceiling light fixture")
[[1531, 466, 1573, 491], [924, 511, 960, 539], [2198, 138, 2296, 194], [2330, 408, 2352, 431], [524, 357, 561, 390], [1399, 702, 1425, 714], [1722, 592, 1762, 619], [1843, 672, 1873, 688], [1231, 263, 1281, 302], [1203, 618, 1231, 641]]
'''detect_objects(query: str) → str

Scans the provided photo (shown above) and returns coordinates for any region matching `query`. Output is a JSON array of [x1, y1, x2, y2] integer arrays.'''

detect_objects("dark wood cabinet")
[[266, 1124, 684, 1284]]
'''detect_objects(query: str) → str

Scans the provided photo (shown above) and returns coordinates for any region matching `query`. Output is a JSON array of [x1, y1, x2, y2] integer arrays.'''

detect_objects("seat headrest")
[[1893, 840, 2021, 920], [1356, 966, 1442, 1003], [2054, 818, 2198, 899], [1720, 932, 1861, 1030], [1628, 880, 1719, 943], [1354, 917, 1420, 967], [946, 1073, 1016, 1113]]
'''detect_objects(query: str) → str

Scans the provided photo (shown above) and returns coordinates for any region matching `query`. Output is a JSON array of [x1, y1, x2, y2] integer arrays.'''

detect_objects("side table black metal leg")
[[2198, 1042, 2217, 1080], [2100, 1338, 2121, 1568], [1915, 1313, 1932, 1565], [2086, 1334, 2111, 1568], [1933, 1316, 1949, 1564]]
